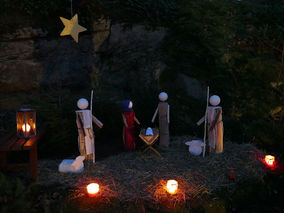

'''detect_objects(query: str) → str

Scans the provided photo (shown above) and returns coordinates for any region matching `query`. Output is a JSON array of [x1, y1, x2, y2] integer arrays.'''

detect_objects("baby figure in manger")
[[197, 95, 223, 153], [75, 98, 103, 163]]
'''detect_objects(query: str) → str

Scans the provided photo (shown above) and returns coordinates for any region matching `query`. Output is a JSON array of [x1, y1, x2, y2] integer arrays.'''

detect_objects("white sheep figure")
[[185, 140, 204, 156]]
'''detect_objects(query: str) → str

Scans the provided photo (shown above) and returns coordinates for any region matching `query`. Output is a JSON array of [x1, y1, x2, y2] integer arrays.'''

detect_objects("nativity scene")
[[0, 0, 282, 212]]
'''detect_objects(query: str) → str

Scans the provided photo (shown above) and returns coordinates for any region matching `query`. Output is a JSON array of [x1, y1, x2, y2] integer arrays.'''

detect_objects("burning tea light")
[[22, 123, 31, 133], [16, 109, 36, 139], [87, 183, 100, 197], [166, 180, 178, 194], [265, 155, 275, 167]]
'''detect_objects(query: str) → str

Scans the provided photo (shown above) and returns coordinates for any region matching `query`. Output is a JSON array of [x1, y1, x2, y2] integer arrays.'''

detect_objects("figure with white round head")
[[209, 95, 221, 106], [159, 92, 168, 102], [77, 98, 89, 110], [197, 93, 223, 154], [152, 92, 170, 148], [75, 97, 103, 163]]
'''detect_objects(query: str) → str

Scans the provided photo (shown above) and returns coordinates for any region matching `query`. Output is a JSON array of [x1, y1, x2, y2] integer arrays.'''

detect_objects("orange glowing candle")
[[22, 123, 31, 133], [265, 155, 275, 167], [166, 180, 178, 194], [87, 183, 99, 197]]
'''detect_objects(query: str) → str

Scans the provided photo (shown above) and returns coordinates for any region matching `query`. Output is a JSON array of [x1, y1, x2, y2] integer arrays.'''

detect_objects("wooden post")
[[90, 90, 95, 164], [29, 143, 38, 181]]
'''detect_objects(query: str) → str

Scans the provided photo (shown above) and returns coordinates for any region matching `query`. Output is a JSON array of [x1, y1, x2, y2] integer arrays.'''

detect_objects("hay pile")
[[38, 136, 266, 203]]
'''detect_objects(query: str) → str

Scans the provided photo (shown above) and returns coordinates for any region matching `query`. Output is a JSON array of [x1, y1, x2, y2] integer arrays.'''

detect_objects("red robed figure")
[[121, 100, 140, 151]]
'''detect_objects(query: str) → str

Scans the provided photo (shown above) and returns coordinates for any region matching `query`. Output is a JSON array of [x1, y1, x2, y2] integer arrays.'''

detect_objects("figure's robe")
[[207, 106, 223, 153], [152, 102, 170, 148], [76, 110, 103, 160], [122, 110, 136, 151]]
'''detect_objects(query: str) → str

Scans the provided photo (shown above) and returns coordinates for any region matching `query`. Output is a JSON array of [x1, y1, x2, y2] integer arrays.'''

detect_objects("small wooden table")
[[0, 132, 41, 181]]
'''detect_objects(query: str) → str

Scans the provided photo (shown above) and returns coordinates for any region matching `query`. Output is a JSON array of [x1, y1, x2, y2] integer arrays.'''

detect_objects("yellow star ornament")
[[60, 14, 87, 43]]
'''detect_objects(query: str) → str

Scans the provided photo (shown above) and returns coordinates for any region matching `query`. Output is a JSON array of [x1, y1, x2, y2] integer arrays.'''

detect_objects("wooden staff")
[[90, 90, 95, 163], [203, 87, 210, 158]]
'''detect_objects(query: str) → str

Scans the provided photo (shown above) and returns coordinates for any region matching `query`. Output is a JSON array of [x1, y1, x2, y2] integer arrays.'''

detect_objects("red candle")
[[265, 155, 275, 167]]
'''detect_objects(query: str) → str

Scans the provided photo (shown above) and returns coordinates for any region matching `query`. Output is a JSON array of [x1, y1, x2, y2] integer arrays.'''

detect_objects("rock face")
[[0, 21, 166, 109], [176, 74, 207, 100], [0, 39, 42, 92], [0, 21, 206, 111]]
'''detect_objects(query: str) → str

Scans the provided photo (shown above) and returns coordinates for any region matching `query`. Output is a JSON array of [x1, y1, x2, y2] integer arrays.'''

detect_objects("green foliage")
[[160, 0, 284, 153], [36, 88, 79, 157], [0, 0, 177, 35], [0, 0, 66, 34], [203, 200, 226, 213], [216, 174, 284, 213], [0, 173, 45, 213], [101, 0, 177, 27]]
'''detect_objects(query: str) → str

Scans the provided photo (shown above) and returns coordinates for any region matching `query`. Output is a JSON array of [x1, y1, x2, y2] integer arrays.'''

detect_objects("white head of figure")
[[128, 101, 133, 109], [77, 98, 89, 110], [159, 92, 168, 102], [209, 95, 221, 106]]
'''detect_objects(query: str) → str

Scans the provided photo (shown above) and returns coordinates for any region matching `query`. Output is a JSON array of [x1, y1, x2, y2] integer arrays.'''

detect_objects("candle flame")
[[166, 180, 178, 194], [22, 124, 31, 133], [87, 183, 99, 196], [265, 155, 275, 167]]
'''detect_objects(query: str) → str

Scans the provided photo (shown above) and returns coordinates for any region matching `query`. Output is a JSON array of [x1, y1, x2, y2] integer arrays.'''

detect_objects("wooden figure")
[[152, 92, 170, 148], [121, 100, 140, 151], [197, 95, 223, 153], [76, 98, 103, 163]]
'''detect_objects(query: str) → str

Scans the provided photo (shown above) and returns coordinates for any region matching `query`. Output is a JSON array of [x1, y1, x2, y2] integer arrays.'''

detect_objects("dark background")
[[0, 0, 283, 159]]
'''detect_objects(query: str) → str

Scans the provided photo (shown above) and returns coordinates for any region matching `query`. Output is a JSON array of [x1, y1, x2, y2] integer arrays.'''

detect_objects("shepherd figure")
[[197, 95, 223, 153], [121, 100, 140, 151], [75, 98, 103, 162], [152, 92, 170, 148]]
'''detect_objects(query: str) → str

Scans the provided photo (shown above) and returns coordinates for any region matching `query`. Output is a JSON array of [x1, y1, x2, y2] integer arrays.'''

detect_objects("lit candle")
[[22, 123, 31, 133], [87, 183, 99, 197], [166, 180, 178, 194], [265, 155, 275, 167]]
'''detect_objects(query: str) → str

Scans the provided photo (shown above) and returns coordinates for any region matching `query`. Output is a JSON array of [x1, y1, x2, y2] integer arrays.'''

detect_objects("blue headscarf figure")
[[122, 100, 133, 112]]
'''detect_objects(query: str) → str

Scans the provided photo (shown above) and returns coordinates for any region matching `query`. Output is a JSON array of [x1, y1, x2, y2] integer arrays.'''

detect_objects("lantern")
[[265, 155, 275, 167], [166, 180, 178, 195], [16, 109, 36, 138], [87, 183, 99, 197]]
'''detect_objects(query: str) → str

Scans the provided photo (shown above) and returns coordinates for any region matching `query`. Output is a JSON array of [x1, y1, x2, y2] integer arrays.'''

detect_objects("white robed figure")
[[76, 98, 103, 163], [197, 95, 223, 153]]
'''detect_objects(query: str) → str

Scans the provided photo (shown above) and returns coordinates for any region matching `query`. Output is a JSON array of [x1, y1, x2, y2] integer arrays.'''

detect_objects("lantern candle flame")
[[22, 124, 31, 133], [166, 180, 178, 194], [265, 155, 275, 167], [87, 183, 99, 197]]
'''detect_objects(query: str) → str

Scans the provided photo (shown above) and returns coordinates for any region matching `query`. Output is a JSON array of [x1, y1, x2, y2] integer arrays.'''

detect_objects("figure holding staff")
[[75, 93, 103, 164], [197, 91, 223, 155]]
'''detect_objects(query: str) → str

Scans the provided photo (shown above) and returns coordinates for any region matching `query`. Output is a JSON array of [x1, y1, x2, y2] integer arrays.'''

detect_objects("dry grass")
[[69, 176, 117, 203], [37, 136, 267, 206], [144, 178, 189, 210]]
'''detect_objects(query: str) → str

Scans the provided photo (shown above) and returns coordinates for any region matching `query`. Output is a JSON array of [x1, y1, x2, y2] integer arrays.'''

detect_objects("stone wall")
[[0, 19, 206, 112], [0, 21, 167, 109]]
